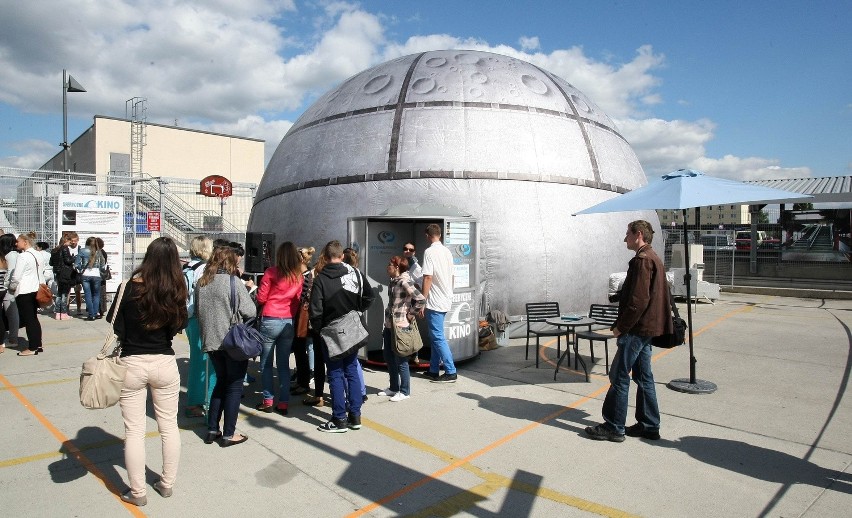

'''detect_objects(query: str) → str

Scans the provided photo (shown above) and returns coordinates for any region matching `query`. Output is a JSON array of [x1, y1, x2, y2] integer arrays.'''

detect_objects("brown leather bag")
[[36, 283, 53, 308], [295, 303, 309, 338]]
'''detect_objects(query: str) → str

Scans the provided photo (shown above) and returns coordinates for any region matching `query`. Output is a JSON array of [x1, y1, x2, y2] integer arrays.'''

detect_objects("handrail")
[[806, 224, 825, 250]]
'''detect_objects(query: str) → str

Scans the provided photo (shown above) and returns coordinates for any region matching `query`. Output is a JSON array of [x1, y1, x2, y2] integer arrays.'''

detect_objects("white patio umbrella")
[[574, 169, 811, 394]]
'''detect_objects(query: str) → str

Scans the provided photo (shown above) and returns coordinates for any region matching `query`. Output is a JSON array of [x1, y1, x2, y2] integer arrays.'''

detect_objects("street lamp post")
[[62, 69, 86, 171]]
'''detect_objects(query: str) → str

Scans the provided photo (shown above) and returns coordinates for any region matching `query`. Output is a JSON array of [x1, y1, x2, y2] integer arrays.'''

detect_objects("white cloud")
[[0, 140, 57, 169], [617, 118, 811, 180], [0, 1, 812, 181], [518, 36, 540, 51]]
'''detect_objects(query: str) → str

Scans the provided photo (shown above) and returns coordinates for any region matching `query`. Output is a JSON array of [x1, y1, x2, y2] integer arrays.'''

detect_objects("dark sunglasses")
[[403, 247, 415, 252]]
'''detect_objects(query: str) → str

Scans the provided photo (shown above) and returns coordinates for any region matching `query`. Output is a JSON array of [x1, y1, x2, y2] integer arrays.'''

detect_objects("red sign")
[[147, 211, 161, 232], [199, 175, 233, 198]]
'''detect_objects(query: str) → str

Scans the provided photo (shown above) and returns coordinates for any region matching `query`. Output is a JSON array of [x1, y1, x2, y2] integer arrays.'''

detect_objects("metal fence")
[[660, 208, 852, 288], [0, 166, 257, 278]]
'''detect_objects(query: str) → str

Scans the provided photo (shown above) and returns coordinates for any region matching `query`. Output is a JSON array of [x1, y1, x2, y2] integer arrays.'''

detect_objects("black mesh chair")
[[525, 302, 569, 368], [575, 304, 619, 374]]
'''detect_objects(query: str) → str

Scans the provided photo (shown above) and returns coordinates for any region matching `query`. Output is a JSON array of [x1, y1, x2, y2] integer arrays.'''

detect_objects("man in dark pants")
[[310, 240, 374, 433], [585, 220, 672, 442]]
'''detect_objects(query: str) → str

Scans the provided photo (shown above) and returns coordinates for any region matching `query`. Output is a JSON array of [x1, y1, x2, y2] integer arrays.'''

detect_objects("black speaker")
[[244, 232, 275, 273]]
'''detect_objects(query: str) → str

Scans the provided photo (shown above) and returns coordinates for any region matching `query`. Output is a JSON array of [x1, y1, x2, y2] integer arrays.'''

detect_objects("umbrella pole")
[[668, 210, 717, 394]]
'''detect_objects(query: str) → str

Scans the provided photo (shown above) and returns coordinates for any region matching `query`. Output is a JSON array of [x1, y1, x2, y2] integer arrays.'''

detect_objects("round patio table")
[[546, 317, 595, 382]]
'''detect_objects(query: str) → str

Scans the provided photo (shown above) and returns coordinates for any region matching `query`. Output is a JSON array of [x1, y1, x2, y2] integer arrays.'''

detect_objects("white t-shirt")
[[422, 241, 454, 312]]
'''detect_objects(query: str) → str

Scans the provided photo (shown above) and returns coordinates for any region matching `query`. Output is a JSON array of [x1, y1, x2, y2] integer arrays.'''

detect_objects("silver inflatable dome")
[[250, 49, 655, 314]]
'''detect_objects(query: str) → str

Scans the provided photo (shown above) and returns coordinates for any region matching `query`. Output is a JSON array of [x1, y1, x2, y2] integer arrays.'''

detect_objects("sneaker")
[[347, 413, 362, 430], [275, 402, 289, 416], [585, 423, 626, 442], [432, 373, 457, 383], [377, 388, 397, 397], [255, 399, 274, 413], [625, 423, 660, 440], [422, 371, 440, 381], [389, 392, 410, 402], [317, 418, 348, 433]]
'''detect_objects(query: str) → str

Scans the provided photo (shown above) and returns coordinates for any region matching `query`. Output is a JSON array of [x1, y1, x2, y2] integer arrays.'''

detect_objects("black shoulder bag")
[[651, 286, 687, 348]]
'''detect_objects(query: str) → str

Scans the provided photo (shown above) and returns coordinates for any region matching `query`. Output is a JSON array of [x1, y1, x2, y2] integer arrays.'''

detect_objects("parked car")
[[700, 234, 735, 251], [735, 230, 780, 250]]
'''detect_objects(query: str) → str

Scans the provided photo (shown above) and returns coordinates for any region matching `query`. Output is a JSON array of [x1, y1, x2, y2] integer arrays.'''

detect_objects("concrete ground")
[[1, 292, 851, 518]]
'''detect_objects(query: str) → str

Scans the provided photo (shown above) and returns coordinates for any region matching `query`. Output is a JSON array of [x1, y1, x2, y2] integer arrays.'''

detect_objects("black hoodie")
[[309, 262, 374, 331]]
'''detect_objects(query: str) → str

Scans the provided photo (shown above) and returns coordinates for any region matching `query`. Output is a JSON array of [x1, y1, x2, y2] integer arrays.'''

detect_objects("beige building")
[[657, 204, 752, 227], [25, 115, 264, 252], [41, 115, 264, 183]]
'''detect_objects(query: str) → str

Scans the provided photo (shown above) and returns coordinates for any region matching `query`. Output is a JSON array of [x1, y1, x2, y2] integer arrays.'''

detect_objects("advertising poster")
[[57, 194, 124, 291]]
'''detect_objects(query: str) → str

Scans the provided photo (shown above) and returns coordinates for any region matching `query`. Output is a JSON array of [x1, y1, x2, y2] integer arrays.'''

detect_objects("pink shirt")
[[256, 267, 303, 318]]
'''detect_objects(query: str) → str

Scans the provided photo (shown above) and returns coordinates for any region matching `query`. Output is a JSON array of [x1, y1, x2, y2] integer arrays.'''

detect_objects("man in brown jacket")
[[586, 220, 671, 442]]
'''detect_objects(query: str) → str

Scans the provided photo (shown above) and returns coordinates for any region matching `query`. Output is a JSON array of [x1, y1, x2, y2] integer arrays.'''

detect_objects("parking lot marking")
[[0, 373, 147, 517], [352, 302, 755, 517], [351, 383, 614, 517]]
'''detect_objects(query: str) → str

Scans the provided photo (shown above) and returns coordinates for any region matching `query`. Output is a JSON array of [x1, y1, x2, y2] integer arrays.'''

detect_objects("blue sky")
[[0, 0, 849, 181]]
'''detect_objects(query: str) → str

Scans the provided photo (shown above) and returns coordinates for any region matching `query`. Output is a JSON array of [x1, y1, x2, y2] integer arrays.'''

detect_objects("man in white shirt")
[[417, 223, 457, 383]]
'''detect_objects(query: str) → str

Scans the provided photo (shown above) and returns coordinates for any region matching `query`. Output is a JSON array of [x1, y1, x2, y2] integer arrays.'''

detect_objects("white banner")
[[57, 194, 125, 291]]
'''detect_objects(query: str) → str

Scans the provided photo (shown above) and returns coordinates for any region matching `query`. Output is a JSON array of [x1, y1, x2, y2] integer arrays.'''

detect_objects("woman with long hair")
[[108, 236, 187, 506], [379, 256, 425, 401], [95, 237, 107, 317], [301, 246, 328, 407], [10, 234, 44, 356], [196, 246, 256, 446], [50, 234, 76, 320], [0, 234, 20, 345], [76, 237, 106, 321], [254, 241, 303, 414], [288, 246, 315, 396], [0, 253, 7, 353]]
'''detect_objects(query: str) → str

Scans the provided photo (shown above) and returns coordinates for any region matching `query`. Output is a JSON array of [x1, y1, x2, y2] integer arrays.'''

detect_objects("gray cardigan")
[[196, 273, 257, 353]]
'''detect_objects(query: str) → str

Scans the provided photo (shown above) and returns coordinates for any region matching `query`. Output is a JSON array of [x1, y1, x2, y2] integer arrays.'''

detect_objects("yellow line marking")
[[351, 302, 754, 517], [0, 373, 147, 517], [0, 377, 77, 391]]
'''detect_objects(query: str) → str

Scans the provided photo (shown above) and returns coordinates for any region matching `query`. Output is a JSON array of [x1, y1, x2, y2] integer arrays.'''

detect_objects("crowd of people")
[[4, 219, 672, 505], [0, 229, 114, 356]]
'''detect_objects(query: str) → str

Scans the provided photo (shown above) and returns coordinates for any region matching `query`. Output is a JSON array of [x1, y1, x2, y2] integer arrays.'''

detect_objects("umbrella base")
[[667, 378, 717, 394]]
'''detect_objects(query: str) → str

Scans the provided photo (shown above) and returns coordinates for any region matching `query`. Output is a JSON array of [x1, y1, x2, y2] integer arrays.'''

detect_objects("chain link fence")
[[660, 206, 852, 288], [1, 166, 257, 279]]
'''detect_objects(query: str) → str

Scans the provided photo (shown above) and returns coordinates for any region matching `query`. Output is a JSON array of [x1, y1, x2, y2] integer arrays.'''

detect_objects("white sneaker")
[[377, 388, 397, 397], [389, 392, 410, 402]]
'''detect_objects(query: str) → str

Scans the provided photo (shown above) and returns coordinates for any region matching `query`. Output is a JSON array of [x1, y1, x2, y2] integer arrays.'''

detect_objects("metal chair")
[[525, 302, 569, 368], [575, 304, 619, 374]]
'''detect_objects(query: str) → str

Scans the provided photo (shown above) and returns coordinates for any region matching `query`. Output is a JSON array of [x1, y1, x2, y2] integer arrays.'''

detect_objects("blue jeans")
[[383, 327, 411, 395], [54, 285, 71, 314], [425, 309, 456, 375], [601, 333, 660, 434], [207, 350, 248, 439], [80, 275, 101, 318], [320, 338, 362, 421], [258, 316, 294, 402]]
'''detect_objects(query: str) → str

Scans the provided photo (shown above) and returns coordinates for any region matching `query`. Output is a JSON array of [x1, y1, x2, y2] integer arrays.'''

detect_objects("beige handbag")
[[79, 281, 128, 409], [392, 318, 423, 357]]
